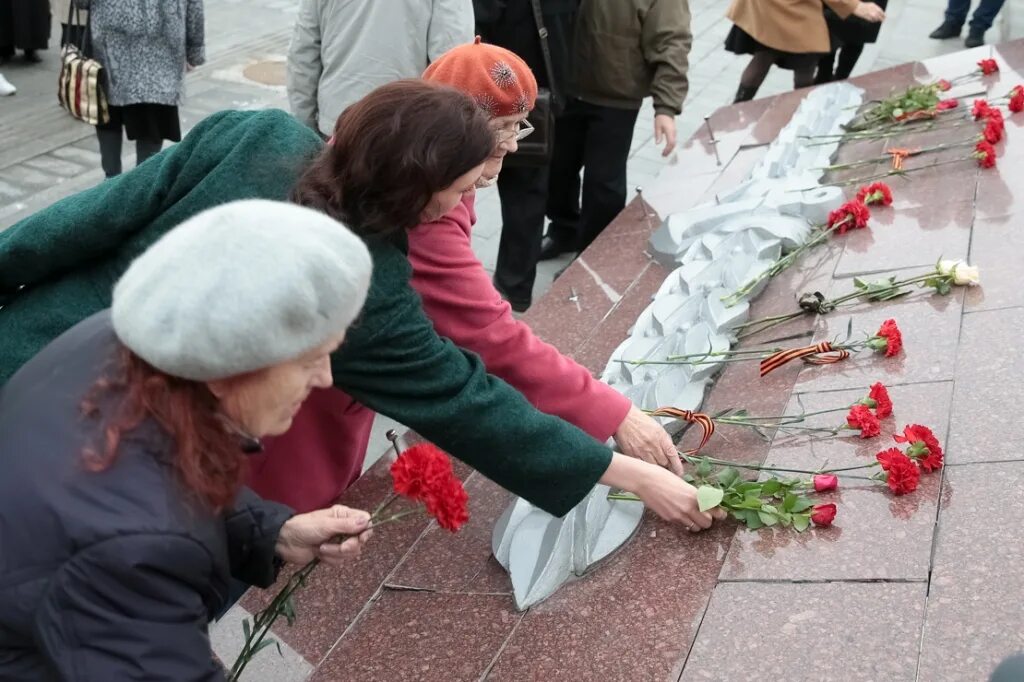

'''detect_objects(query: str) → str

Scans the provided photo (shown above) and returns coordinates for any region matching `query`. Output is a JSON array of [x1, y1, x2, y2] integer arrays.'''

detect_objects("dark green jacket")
[[0, 109, 612, 517], [570, 0, 691, 115]]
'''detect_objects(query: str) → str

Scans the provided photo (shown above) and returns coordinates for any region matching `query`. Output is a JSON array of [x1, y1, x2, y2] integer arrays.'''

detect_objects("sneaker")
[[0, 73, 15, 96], [929, 20, 963, 39], [965, 28, 986, 48]]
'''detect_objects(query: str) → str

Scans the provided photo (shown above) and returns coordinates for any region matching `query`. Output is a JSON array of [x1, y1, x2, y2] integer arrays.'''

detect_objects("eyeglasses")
[[495, 119, 534, 144]]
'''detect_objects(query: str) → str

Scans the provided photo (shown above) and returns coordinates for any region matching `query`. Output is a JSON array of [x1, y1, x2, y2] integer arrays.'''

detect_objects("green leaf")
[[242, 618, 251, 642], [758, 511, 779, 526], [793, 514, 810, 532], [697, 485, 725, 512], [790, 497, 814, 514], [252, 638, 277, 656], [683, 473, 696, 485], [716, 467, 740, 489], [776, 511, 792, 526], [736, 482, 761, 495], [761, 480, 782, 496], [742, 510, 763, 530], [282, 596, 297, 627], [696, 458, 713, 478], [741, 494, 764, 509], [783, 492, 798, 512], [275, 641, 284, 658]]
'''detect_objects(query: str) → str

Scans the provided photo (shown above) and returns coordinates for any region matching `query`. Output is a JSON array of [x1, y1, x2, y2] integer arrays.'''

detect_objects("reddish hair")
[[82, 346, 246, 512], [290, 79, 494, 239]]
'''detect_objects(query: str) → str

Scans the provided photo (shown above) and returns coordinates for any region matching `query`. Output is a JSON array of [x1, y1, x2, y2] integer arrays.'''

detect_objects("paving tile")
[[948, 307, 1024, 464], [918, 461, 1024, 681], [486, 515, 734, 682], [794, 287, 965, 393], [721, 381, 952, 581], [834, 199, 973, 276], [573, 262, 664, 375], [387, 473, 514, 593], [681, 582, 926, 682], [238, 452, 456, 664], [965, 213, 1023, 311], [574, 219, 662, 296], [312, 591, 520, 682], [21, 154, 87, 178], [975, 156, 1024, 220]]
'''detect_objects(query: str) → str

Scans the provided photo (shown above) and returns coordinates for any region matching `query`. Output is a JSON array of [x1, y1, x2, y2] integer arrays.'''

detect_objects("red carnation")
[[810, 503, 837, 526], [424, 479, 470, 531], [390, 444, 469, 532], [975, 140, 997, 168], [873, 318, 904, 357], [972, 99, 992, 120], [827, 200, 871, 235], [855, 182, 894, 206], [1009, 86, 1024, 113], [813, 474, 839, 492], [937, 78, 952, 91], [894, 424, 944, 473], [978, 58, 999, 75], [867, 382, 893, 418], [846, 404, 881, 438], [936, 98, 959, 111], [876, 448, 920, 495], [984, 118, 1003, 143]]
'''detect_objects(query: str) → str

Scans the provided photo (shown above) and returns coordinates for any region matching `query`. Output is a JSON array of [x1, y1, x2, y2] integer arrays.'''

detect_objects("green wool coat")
[[0, 109, 612, 517]]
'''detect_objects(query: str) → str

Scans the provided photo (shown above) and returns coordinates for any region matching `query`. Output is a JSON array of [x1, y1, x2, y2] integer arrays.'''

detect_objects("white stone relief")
[[493, 83, 865, 610]]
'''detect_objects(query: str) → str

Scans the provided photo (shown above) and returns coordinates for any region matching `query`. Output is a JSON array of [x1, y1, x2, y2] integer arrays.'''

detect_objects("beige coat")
[[726, 0, 857, 54]]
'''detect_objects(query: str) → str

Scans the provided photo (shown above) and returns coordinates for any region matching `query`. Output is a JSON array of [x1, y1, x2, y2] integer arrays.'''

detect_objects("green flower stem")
[[826, 154, 978, 188], [680, 453, 879, 476], [802, 116, 975, 145], [817, 137, 979, 173], [229, 507, 423, 680]]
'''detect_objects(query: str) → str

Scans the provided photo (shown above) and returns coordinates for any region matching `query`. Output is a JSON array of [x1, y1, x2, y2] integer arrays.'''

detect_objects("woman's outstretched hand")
[[275, 505, 373, 566], [600, 453, 727, 532], [614, 404, 684, 476]]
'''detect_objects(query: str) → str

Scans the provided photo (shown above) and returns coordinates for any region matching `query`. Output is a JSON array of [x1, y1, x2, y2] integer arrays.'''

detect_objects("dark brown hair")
[[83, 346, 246, 513], [291, 79, 494, 238]]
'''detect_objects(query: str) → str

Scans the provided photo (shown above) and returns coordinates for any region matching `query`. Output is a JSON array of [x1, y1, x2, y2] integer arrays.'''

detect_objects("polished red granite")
[[241, 42, 1024, 680]]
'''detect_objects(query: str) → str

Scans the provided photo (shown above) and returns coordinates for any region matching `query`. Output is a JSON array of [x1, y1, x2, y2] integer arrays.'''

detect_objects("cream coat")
[[726, 0, 859, 54]]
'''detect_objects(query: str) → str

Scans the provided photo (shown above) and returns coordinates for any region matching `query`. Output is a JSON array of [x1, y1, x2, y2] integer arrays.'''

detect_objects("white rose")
[[937, 259, 980, 286]]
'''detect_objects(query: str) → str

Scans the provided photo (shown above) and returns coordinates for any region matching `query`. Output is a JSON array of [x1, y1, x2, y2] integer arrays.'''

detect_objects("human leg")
[[735, 51, 775, 102], [96, 127, 123, 178], [493, 164, 551, 310], [542, 98, 588, 258], [575, 102, 640, 253], [835, 44, 865, 80], [135, 138, 163, 166]]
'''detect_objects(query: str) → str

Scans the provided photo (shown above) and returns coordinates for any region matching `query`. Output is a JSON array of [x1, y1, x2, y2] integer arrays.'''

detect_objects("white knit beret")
[[111, 199, 372, 381]]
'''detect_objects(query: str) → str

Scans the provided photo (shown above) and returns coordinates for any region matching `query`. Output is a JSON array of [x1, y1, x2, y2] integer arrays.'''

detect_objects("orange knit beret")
[[423, 36, 538, 117]]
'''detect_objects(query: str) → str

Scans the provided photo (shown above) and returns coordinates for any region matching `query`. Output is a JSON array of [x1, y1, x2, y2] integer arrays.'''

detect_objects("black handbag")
[[503, 0, 557, 168]]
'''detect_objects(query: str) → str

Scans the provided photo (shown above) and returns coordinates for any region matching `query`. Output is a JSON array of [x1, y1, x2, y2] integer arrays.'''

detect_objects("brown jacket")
[[570, 0, 692, 116], [726, 0, 858, 54]]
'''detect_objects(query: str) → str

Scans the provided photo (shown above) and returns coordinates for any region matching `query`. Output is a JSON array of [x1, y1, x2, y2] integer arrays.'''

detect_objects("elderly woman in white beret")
[[0, 200, 374, 680]]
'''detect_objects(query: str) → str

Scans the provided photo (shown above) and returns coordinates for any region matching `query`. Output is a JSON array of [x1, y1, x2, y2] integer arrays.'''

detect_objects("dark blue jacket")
[[0, 311, 292, 680]]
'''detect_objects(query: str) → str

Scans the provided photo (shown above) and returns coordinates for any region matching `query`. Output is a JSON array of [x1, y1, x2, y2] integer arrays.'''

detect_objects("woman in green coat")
[[0, 80, 723, 531]]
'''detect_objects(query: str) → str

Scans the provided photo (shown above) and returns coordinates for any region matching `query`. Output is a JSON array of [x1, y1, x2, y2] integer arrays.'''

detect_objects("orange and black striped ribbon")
[[887, 147, 916, 171], [650, 407, 716, 455], [759, 341, 850, 377]]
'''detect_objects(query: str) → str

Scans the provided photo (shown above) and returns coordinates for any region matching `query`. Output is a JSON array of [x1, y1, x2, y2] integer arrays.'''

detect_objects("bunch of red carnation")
[[844, 382, 893, 438], [827, 200, 871, 235], [1009, 85, 1024, 113], [978, 58, 999, 76], [875, 424, 944, 495], [864, 319, 904, 357], [855, 182, 893, 207], [391, 444, 470, 531]]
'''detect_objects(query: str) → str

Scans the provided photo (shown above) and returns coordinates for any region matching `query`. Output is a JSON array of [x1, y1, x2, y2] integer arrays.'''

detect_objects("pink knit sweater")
[[248, 193, 631, 512]]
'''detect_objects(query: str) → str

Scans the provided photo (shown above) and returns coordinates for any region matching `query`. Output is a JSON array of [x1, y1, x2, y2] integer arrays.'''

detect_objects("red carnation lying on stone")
[[866, 319, 904, 357], [1009, 86, 1024, 113], [936, 98, 959, 111], [984, 118, 1004, 144], [827, 200, 871, 235], [867, 382, 893, 418], [894, 424, 945, 473], [855, 182, 894, 206], [811, 503, 837, 526], [975, 140, 997, 168], [937, 78, 952, 91], [846, 404, 881, 438], [876, 448, 920, 495], [978, 58, 999, 75], [972, 99, 992, 120]]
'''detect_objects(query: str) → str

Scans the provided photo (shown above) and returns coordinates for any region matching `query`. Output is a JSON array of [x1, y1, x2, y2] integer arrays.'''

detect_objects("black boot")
[[929, 20, 963, 39], [733, 84, 758, 103], [965, 27, 986, 48]]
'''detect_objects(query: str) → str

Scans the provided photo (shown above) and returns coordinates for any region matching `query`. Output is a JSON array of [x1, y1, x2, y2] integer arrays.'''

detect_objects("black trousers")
[[546, 98, 640, 253], [493, 163, 551, 305]]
